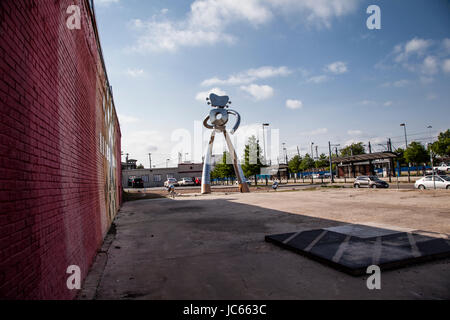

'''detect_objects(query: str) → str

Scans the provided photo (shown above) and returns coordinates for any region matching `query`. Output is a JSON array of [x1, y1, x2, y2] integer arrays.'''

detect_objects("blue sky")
[[94, 0, 450, 168]]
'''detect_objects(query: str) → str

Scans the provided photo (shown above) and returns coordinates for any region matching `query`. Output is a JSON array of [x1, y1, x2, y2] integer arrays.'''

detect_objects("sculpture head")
[[206, 93, 232, 108]]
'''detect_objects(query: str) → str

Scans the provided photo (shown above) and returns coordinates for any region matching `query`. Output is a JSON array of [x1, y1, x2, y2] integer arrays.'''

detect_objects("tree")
[[288, 155, 302, 174], [340, 142, 365, 157], [404, 142, 429, 168], [242, 136, 263, 184], [299, 154, 315, 171], [315, 153, 329, 169], [394, 147, 407, 166], [431, 129, 450, 157], [211, 152, 235, 181], [136, 164, 144, 169]]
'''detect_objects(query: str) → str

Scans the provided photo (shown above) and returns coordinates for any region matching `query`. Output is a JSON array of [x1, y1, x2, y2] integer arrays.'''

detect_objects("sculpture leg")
[[201, 130, 216, 194], [223, 130, 250, 193]]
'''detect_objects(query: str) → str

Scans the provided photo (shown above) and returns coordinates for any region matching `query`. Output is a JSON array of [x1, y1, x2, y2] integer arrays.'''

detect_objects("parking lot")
[[81, 188, 450, 300]]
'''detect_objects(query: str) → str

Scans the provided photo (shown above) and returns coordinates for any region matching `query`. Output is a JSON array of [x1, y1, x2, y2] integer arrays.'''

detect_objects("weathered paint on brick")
[[0, 0, 122, 299]]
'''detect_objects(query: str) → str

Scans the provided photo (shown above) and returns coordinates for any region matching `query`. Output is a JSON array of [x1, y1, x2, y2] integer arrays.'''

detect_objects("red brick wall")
[[0, 0, 122, 299]]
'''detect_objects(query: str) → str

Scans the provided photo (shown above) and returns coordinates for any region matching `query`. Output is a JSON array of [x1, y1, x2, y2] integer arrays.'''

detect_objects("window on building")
[[142, 175, 149, 183], [154, 175, 162, 182], [167, 174, 174, 179]]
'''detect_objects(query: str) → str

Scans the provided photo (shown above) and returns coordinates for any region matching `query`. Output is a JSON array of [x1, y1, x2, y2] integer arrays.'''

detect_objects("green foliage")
[[404, 142, 429, 165], [136, 164, 144, 169], [431, 129, 450, 157], [242, 136, 263, 178], [288, 155, 302, 173], [315, 153, 329, 168], [340, 142, 366, 157], [299, 154, 315, 171], [211, 152, 235, 179], [394, 147, 407, 166]]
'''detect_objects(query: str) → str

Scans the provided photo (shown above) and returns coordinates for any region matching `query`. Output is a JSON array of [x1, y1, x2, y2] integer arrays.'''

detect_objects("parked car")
[[415, 175, 450, 190], [164, 178, 179, 187], [179, 177, 195, 186], [433, 163, 450, 173], [130, 177, 144, 188], [235, 178, 252, 185], [354, 176, 389, 189]]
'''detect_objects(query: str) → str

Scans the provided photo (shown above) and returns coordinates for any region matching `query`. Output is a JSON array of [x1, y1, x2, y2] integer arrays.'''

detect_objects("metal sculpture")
[[201, 94, 250, 194]]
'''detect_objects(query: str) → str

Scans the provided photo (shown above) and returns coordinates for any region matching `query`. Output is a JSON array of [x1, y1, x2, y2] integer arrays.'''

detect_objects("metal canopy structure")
[[333, 152, 398, 164]]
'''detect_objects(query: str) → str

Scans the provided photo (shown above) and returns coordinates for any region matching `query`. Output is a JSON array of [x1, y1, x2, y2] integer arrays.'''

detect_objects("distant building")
[[121, 159, 137, 170], [122, 162, 203, 188]]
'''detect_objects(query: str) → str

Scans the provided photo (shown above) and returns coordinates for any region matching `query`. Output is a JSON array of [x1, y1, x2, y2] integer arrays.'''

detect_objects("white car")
[[164, 178, 179, 187], [415, 175, 450, 190], [434, 163, 450, 173], [178, 177, 194, 186]]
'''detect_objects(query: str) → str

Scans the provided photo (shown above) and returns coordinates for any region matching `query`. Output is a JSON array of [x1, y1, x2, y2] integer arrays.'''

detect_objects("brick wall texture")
[[0, 0, 122, 299]]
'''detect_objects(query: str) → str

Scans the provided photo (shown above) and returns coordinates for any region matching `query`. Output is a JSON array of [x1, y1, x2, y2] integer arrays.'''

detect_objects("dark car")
[[130, 177, 144, 188], [354, 176, 389, 189]]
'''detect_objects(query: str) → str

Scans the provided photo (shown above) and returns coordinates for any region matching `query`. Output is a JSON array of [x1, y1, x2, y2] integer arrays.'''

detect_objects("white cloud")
[[195, 88, 227, 102], [422, 56, 438, 75], [240, 84, 274, 100], [348, 130, 363, 136], [286, 99, 303, 110], [121, 129, 164, 167], [395, 37, 432, 63], [118, 114, 140, 124], [306, 128, 328, 135], [382, 79, 410, 88], [325, 61, 348, 74], [383, 101, 393, 107], [96, 0, 120, 6], [360, 100, 376, 106], [126, 68, 145, 77], [443, 59, 450, 73], [443, 38, 450, 53], [201, 66, 291, 86], [128, 0, 360, 53], [268, 0, 360, 28], [307, 75, 330, 84]]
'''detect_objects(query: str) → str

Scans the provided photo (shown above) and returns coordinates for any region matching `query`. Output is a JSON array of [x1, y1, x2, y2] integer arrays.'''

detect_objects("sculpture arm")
[[227, 109, 241, 134], [203, 115, 214, 129]]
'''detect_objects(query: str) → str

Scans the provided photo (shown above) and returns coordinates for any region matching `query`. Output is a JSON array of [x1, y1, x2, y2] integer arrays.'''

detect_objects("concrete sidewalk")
[[79, 189, 450, 300]]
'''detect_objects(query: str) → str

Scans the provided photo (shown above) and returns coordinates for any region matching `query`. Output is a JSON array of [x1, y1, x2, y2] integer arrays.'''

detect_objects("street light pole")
[[400, 123, 410, 182], [427, 126, 436, 190], [328, 141, 334, 183], [262, 123, 269, 165]]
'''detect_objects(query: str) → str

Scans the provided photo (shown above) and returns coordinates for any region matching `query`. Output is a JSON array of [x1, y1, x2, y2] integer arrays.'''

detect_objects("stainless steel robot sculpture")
[[201, 94, 250, 194]]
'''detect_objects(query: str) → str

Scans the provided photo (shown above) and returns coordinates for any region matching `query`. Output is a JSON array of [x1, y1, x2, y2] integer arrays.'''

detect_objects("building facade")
[[0, 0, 121, 299], [123, 163, 203, 188]]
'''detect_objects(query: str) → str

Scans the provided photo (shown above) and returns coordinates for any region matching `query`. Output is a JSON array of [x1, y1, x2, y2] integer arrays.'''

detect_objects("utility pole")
[[328, 141, 334, 183], [400, 123, 410, 182], [148, 153, 152, 169], [315, 146, 319, 160], [311, 142, 314, 183], [297, 146, 300, 157], [368, 141, 372, 153]]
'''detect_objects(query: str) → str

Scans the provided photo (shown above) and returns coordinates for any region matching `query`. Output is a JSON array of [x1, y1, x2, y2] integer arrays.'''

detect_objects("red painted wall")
[[0, 0, 122, 299]]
